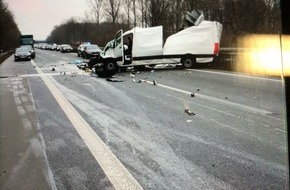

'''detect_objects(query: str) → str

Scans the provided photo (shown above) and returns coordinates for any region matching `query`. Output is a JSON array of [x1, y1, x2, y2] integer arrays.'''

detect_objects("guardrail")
[[0, 50, 14, 64], [210, 47, 247, 71]]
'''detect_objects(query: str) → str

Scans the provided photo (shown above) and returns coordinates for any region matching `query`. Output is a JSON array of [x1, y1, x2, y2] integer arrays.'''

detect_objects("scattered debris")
[[151, 70, 155, 73], [130, 73, 135, 78], [60, 72, 66, 75], [191, 93, 195, 97], [106, 78, 123, 82], [137, 71, 141, 74], [225, 97, 228, 100], [132, 79, 136, 82], [137, 80, 142, 83], [51, 68, 55, 71], [153, 80, 156, 85], [72, 60, 83, 64], [186, 120, 192, 123], [185, 109, 195, 116], [197, 89, 200, 91]]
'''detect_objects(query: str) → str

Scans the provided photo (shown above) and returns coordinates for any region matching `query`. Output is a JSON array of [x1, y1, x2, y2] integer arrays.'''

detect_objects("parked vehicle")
[[56, 45, 61, 51], [93, 15, 222, 77], [14, 47, 32, 61], [77, 44, 89, 57], [20, 45, 35, 59], [19, 34, 35, 58], [82, 45, 102, 59], [60, 44, 73, 53], [51, 44, 57, 50]]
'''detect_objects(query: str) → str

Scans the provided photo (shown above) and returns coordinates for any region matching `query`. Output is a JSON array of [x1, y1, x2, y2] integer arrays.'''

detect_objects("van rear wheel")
[[181, 55, 196, 68]]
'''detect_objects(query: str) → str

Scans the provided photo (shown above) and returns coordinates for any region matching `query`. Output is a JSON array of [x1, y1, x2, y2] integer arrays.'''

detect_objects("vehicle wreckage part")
[[94, 60, 118, 78], [185, 109, 195, 116]]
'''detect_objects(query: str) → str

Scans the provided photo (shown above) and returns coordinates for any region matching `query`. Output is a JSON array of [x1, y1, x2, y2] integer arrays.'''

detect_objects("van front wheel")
[[95, 60, 118, 77]]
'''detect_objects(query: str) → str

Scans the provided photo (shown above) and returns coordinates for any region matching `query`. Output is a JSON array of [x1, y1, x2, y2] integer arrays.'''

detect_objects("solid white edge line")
[[186, 69, 282, 82], [31, 60, 143, 190]]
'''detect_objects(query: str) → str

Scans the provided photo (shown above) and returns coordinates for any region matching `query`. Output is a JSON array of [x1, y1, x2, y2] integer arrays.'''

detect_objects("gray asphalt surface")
[[0, 49, 287, 189]]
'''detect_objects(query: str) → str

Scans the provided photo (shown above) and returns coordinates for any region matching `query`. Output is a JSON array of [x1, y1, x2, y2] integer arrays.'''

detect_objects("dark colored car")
[[21, 45, 35, 59], [82, 45, 102, 59], [60, 44, 73, 53], [14, 47, 32, 61], [77, 44, 89, 57]]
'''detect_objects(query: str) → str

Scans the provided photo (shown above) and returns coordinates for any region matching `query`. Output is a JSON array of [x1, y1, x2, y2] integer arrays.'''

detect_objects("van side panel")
[[132, 26, 163, 58], [163, 21, 222, 56]]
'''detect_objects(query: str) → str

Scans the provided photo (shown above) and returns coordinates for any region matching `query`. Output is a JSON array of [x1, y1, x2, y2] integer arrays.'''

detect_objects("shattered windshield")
[[0, 0, 288, 190]]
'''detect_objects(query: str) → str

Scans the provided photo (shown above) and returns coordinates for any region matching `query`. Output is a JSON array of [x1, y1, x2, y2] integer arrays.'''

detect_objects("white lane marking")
[[36, 123, 58, 190], [82, 83, 97, 92], [17, 105, 26, 115], [14, 97, 21, 105], [166, 93, 274, 129], [22, 118, 32, 131], [186, 69, 282, 82], [145, 80, 272, 115], [31, 60, 143, 190], [274, 128, 286, 133], [12, 73, 89, 78]]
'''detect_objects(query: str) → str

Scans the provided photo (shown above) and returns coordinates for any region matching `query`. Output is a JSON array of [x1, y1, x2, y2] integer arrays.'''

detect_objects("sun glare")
[[236, 34, 290, 77]]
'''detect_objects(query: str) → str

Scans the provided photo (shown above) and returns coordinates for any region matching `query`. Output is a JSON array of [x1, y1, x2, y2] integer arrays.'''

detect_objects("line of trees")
[[0, 0, 21, 52], [46, 0, 281, 47]]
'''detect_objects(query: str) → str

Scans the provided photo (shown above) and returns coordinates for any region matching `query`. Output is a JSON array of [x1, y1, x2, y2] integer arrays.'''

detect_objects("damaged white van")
[[93, 11, 222, 77]]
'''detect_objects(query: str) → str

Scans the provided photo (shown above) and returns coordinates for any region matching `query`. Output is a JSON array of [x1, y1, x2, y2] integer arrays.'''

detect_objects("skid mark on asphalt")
[[31, 60, 143, 190], [50, 76, 237, 190]]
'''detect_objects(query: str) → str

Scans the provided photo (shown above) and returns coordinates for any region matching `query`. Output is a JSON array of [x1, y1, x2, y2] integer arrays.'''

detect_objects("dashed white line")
[[145, 80, 272, 115], [31, 60, 143, 190]]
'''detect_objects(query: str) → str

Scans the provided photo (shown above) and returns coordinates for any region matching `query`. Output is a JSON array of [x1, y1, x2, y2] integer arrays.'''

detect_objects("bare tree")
[[103, 0, 121, 24], [123, 0, 132, 28], [86, 0, 104, 25]]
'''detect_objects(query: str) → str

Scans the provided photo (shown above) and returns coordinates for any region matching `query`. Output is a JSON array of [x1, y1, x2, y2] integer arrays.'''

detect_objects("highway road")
[[0, 49, 287, 189]]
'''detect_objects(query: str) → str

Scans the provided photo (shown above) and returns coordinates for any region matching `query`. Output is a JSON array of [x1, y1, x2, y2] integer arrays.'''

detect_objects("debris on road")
[[130, 73, 135, 78], [153, 80, 156, 85], [191, 93, 195, 97], [186, 120, 192, 123], [51, 68, 55, 71], [70, 60, 83, 65], [106, 78, 123, 82], [185, 109, 195, 116], [197, 89, 200, 91]]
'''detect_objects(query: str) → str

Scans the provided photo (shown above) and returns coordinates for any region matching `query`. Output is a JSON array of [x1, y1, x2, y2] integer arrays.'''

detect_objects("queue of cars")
[[34, 43, 74, 53], [34, 42, 102, 59], [13, 42, 101, 62]]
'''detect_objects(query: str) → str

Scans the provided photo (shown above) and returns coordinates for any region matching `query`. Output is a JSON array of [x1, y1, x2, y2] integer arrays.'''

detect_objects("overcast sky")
[[6, 0, 89, 40]]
